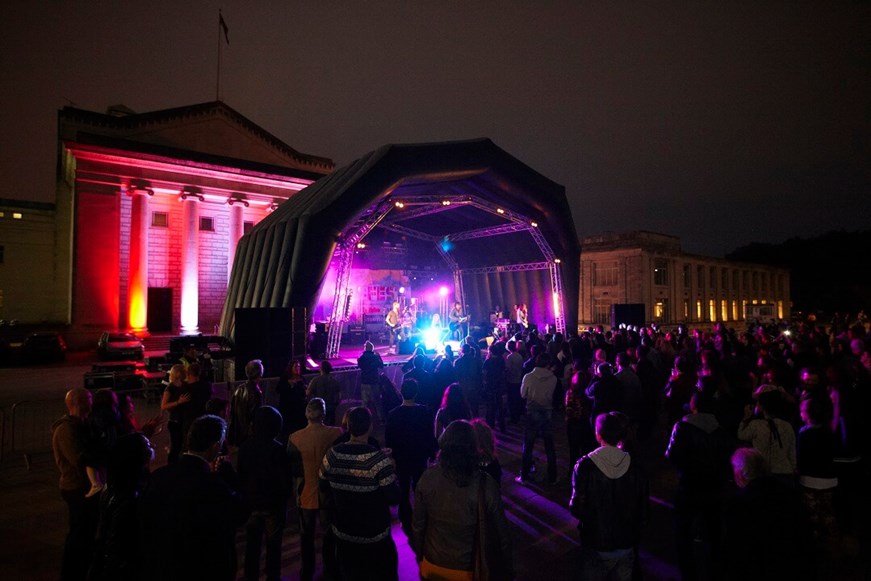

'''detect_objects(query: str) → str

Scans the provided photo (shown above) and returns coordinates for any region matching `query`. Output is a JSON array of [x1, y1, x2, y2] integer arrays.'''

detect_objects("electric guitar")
[[449, 315, 470, 332]]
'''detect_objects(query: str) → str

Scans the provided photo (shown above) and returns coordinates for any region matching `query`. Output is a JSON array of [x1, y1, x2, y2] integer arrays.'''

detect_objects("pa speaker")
[[611, 303, 646, 329], [234, 307, 297, 380]]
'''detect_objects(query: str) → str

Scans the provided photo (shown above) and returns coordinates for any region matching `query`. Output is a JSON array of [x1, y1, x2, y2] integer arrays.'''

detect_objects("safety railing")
[[7, 387, 164, 471]]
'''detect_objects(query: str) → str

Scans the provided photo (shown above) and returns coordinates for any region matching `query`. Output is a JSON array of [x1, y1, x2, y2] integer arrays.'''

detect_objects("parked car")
[[20, 331, 67, 364], [97, 331, 145, 361]]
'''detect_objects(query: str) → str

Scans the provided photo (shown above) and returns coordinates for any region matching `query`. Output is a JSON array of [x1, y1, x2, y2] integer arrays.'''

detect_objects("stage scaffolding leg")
[[549, 261, 566, 336], [326, 245, 353, 358]]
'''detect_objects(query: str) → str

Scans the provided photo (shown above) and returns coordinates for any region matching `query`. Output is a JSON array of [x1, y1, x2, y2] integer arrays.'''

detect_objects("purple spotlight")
[[399, 286, 405, 294], [439, 286, 449, 297]]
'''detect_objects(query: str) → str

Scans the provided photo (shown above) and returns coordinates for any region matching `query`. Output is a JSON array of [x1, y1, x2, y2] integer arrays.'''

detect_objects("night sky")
[[1, 2, 867, 257]]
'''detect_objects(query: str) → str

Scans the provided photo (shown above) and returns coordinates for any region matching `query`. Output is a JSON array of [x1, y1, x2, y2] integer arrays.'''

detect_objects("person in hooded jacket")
[[665, 390, 736, 581], [570, 411, 648, 581]]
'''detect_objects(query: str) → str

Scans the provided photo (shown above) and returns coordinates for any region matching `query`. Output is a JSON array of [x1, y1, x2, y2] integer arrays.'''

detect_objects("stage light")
[[554, 258, 561, 263], [356, 242, 366, 249], [441, 200, 451, 206], [496, 208, 505, 214], [424, 327, 441, 350], [394, 201, 405, 208], [530, 221, 538, 228], [399, 287, 405, 294], [552, 292, 561, 318], [439, 286, 449, 297]]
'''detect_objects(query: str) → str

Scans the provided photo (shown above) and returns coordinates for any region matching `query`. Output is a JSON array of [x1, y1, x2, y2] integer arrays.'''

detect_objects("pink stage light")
[[439, 286, 449, 297]]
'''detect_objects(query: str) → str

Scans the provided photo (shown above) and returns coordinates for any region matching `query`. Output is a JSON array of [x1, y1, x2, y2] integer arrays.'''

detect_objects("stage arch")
[[220, 138, 580, 358]]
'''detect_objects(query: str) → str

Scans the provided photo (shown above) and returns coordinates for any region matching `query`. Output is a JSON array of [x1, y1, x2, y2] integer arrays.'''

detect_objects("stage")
[[309, 337, 468, 371]]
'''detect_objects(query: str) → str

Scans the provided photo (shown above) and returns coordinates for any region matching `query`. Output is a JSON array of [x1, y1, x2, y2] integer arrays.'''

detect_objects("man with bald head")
[[52, 387, 98, 581]]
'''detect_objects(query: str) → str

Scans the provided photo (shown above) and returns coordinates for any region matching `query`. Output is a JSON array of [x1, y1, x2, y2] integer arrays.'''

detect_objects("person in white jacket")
[[517, 354, 558, 484]]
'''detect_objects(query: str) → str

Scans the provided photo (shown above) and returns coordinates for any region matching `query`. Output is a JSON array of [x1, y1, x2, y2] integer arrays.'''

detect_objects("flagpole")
[[216, 11, 222, 101]]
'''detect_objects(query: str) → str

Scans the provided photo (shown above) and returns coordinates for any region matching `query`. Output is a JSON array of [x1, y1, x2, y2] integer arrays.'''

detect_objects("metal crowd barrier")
[[10, 398, 65, 471], [4, 364, 410, 470], [8, 388, 164, 471], [0, 407, 5, 464]]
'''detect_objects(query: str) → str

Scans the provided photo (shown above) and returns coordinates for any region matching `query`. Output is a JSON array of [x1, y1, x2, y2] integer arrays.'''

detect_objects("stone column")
[[127, 187, 150, 332], [228, 202, 244, 282], [180, 194, 200, 333]]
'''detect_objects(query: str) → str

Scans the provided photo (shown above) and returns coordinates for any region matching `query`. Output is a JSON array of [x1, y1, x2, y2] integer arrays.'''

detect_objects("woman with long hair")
[[160, 363, 190, 463], [434, 383, 471, 440], [276, 358, 307, 441], [470, 418, 502, 488], [737, 390, 797, 487], [413, 420, 513, 580], [89, 432, 154, 580]]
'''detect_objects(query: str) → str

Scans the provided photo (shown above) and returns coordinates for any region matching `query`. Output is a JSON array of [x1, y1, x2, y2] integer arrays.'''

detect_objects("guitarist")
[[385, 301, 401, 353], [448, 301, 470, 341]]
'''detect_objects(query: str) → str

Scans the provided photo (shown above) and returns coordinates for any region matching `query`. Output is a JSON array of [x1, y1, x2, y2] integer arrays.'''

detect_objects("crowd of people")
[[50, 313, 870, 580]]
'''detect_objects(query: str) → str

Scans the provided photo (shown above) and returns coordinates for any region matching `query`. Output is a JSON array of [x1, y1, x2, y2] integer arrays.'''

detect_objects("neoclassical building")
[[1, 102, 333, 347], [579, 231, 790, 329]]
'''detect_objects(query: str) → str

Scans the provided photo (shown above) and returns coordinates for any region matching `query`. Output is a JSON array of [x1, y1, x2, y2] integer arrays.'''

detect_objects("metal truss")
[[325, 190, 569, 349], [379, 223, 440, 242], [380, 199, 469, 225], [436, 240, 461, 272], [447, 222, 530, 241], [458, 262, 552, 275], [326, 198, 395, 358], [549, 262, 567, 335]]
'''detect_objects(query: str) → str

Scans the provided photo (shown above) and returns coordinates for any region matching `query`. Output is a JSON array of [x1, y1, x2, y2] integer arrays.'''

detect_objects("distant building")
[[0, 102, 333, 347], [0, 199, 58, 324], [579, 231, 790, 328]]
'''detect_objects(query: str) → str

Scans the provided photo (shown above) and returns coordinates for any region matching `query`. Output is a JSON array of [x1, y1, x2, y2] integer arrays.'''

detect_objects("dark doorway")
[[147, 288, 173, 332]]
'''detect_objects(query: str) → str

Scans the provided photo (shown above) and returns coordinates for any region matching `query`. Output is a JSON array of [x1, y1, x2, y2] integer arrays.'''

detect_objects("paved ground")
[[0, 352, 868, 580]]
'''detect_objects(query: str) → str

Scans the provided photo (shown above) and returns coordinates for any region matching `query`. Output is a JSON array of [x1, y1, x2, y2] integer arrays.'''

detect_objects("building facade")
[[579, 231, 790, 329], [0, 199, 59, 324], [0, 102, 334, 348]]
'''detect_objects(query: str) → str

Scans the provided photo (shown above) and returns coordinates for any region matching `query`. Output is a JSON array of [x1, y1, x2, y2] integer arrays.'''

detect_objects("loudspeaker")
[[234, 307, 299, 380], [310, 331, 328, 359], [611, 303, 646, 329]]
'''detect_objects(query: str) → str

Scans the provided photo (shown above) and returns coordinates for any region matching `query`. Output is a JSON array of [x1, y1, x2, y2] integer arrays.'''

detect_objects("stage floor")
[[319, 338, 467, 370]]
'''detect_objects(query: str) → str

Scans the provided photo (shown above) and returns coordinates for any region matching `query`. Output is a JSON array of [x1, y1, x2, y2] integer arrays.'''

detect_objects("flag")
[[219, 10, 230, 45]]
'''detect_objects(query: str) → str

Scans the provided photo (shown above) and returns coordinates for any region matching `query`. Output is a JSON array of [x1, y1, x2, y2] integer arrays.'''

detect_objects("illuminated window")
[[593, 299, 611, 325], [684, 299, 690, 319], [654, 259, 668, 286], [152, 212, 169, 227], [654, 301, 666, 320], [696, 300, 702, 320], [243, 221, 254, 234], [709, 299, 716, 322], [721, 300, 728, 321], [0, 212, 4, 218], [593, 263, 618, 286], [777, 301, 784, 319], [12, 212, 22, 220], [742, 300, 748, 319], [199, 216, 215, 232], [732, 300, 738, 321]]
